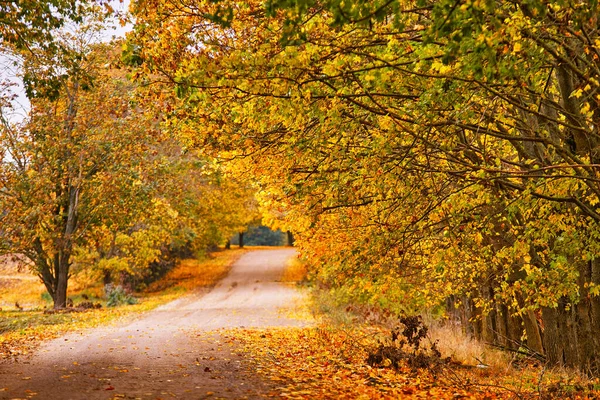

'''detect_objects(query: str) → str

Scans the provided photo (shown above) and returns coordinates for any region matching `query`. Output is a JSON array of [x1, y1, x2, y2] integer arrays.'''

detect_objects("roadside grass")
[[0, 248, 248, 360], [248, 261, 600, 399]]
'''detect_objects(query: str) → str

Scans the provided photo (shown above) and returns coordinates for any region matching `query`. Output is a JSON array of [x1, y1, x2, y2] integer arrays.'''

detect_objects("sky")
[[0, 0, 132, 123]]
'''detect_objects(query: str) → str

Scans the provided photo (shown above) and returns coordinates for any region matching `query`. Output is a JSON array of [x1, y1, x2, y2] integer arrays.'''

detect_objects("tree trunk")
[[590, 259, 600, 348], [287, 231, 294, 246], [103, 270, 112, 285], [37, 253, 71, 309], [541, 306, 562, 365], [225, 239, 231, 250], [239, 232, 244, 248], [479, 285, 496, 344], [494, 303, 509, 348], [51, 185, 77, 308], [523, 309, 544, 355], [40, 185, 78, 309], [506, 309, 523, 351], [540, 295, 600, 375], [54, 263, 69, 308]]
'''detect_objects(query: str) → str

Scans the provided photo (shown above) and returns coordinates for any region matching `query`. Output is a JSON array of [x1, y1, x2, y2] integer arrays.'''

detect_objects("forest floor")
[[1, 249, 600, 399]]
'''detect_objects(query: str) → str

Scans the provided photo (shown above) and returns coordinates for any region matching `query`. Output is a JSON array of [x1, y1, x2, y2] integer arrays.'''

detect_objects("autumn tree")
[[0, 10, 176, 306], [128, 0, 600, 373]]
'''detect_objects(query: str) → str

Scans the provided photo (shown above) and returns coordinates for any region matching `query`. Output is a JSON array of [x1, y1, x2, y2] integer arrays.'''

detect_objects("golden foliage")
[[281, 256, 309, 284]]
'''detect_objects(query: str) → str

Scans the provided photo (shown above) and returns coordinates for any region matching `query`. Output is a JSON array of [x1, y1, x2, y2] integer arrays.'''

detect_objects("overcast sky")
[[0, 0, 132, 123]]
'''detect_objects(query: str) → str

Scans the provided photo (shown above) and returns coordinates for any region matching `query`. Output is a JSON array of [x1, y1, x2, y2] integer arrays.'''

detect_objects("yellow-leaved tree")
[[128, 0, 600, 373]]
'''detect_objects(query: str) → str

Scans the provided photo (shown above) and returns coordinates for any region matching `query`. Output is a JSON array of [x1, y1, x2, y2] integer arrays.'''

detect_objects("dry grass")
[[0, 280, 48, 309], [146, 248, 248, 292], [0, 257, 47, 309], [427, 319, 510, 370]]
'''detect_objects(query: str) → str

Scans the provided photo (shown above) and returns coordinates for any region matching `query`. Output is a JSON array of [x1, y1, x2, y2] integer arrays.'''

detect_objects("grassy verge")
[[247, 258, 600, 399], [0, 248, 248, 360]]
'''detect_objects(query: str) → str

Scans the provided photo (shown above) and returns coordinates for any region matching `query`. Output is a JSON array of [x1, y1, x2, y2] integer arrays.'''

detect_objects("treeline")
[[128, 0, 600, 375]]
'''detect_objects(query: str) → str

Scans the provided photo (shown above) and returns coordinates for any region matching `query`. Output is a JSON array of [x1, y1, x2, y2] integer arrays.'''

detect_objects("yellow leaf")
[[513, 42, 522, 52], [571, 88, 583, 98]]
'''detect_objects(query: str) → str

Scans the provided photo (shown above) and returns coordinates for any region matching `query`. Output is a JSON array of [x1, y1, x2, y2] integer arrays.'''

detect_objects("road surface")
[[0, 249, 308, 399]]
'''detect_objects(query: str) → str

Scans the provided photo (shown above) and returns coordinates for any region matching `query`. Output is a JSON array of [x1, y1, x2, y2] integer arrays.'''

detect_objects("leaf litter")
[[214, 322, 600, 399]]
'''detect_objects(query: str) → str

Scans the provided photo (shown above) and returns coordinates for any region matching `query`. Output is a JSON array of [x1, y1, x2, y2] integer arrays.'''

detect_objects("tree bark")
[[55, 261, 69, 308], [523, 309, 544, 355], [239, 232, 244, 248], [541, 306, 562, 366], [494, 303, 510, 348]]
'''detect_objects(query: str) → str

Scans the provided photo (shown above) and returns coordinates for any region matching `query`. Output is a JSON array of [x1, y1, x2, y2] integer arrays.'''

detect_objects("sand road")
[[0, 248, 308, 399]]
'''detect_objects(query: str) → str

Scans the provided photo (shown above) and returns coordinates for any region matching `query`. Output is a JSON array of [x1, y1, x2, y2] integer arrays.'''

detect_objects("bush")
[[366, 315, 445, 372], [104, 284, 138, 307]]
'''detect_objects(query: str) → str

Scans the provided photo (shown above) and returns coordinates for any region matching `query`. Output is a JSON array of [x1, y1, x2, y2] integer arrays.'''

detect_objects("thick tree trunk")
[[523, 309, 544, 355], [54, 263, 69, 308], [37, 185, 78, 309], [239, 232, 244, 248], [541, 306, 562, 366], [51, 185, 77, 308], [225, 239, 231, 250], [287, 231, 294, 246], [37, 254, 71, 309]]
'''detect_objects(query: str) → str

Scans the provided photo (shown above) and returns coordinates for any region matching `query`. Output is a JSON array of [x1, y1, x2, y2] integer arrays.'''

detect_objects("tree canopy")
[[128, 0, 600, 373]]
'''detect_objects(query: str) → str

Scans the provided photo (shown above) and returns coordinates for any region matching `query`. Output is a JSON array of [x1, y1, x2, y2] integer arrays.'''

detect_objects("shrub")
[[104, 284, 137, 307]]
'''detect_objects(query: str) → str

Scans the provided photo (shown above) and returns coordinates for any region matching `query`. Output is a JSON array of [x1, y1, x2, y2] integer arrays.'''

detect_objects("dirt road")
[[0, 249, 309, 399]]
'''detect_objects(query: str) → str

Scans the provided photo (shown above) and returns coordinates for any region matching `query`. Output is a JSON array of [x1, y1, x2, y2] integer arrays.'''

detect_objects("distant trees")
[[0, 0, 85, 50], [229, 226, 286, 247]]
